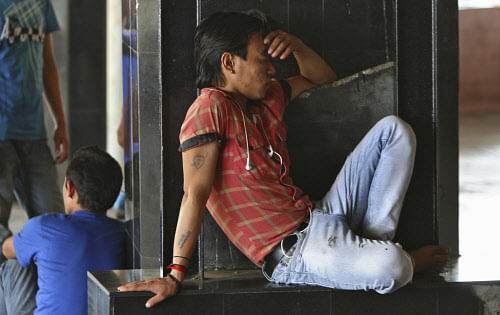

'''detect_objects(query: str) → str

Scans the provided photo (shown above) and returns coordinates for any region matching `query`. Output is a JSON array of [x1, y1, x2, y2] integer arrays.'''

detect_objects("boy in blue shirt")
[[0, 146, 126, 315]]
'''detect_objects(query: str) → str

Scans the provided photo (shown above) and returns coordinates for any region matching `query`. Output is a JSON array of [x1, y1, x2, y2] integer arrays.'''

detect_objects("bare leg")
[[410, 245, 451, 273]]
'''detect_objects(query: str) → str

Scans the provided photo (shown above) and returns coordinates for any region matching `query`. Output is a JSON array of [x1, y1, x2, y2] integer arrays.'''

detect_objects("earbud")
[[268, 145, 274, 157], [245, 156, 253, 170]]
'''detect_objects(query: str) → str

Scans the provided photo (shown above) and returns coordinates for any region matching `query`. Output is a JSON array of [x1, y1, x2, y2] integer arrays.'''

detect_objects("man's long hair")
[[194, 10, 270, 89]]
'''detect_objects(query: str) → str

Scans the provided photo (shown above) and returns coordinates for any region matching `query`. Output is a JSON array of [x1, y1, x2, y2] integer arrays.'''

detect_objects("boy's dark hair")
[[194, 10, 270, 89], [66, 146, 122, 213]]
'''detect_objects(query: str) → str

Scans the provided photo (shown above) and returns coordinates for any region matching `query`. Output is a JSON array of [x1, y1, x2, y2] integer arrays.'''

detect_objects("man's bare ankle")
[[410, 245, 451, 273]]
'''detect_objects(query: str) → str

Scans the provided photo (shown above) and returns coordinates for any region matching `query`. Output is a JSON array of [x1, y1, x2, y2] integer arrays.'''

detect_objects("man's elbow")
[[323, 71, 337, 84], [330, 72, 337, 83], [183, 186, 212, 209], [311, 72, 336, 87]]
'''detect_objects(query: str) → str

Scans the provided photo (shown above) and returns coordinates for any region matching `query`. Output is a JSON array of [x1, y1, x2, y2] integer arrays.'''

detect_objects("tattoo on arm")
[[178, 231, 191, 249], [191, 154, 206, 170]]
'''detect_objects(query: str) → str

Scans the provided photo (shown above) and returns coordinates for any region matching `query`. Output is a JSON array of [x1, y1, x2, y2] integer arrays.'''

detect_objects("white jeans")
[[268, 115, 416, 294]]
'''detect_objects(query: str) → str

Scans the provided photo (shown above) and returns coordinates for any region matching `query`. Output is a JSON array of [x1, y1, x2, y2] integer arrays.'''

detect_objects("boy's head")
[[64, 146, 122, 214], [194, 10, 271, 90]]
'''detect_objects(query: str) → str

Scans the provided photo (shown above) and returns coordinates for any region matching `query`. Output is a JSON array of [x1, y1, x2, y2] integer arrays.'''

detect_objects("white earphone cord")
[[235, 101, 283, 172], [256, 115, 284, 169], [239, 108, 253, 171]]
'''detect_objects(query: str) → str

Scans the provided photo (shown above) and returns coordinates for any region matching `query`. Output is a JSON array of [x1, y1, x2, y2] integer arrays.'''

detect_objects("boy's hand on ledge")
[[117, 276, 179, 308]]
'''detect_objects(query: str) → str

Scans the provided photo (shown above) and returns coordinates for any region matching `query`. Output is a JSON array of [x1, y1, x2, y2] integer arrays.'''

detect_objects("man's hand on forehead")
[[264, 30, 304, 60]]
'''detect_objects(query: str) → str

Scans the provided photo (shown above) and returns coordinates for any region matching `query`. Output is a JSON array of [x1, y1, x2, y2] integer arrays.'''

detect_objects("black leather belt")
[[263, 222, 308, 277]]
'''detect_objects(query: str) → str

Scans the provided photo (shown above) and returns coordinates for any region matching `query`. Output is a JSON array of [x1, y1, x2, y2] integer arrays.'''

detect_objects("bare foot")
[[410, 245, 451, 273]]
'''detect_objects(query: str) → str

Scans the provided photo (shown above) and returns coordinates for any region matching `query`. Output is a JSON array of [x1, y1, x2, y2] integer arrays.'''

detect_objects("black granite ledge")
[[88, 256, 500, 314], [90, 256, 500, 296]]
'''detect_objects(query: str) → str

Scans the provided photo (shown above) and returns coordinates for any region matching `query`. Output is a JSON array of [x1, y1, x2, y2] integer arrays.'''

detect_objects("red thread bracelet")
[[166, 273, 182, 291], [167, 263, 187, 274]]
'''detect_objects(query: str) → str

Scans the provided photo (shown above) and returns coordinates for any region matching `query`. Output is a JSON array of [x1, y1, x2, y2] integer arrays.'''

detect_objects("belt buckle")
[[263, 233, 299, 280]]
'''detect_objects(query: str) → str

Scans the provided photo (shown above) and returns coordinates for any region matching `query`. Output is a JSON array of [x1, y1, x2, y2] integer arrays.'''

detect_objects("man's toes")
[[435, 261, 447, 270], [433, 255, 449, 271], [434, 263, 447, 272]]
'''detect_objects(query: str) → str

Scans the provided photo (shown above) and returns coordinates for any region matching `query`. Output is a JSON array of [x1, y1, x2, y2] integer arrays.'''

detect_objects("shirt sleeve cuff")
[[178, 132, 221, 152], [13, 235, 29, 267]]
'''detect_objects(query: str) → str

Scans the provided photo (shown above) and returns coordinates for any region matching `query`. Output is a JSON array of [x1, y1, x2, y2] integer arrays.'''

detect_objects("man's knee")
[[379, 115, 416, 151], [372, 245, 413, 294]]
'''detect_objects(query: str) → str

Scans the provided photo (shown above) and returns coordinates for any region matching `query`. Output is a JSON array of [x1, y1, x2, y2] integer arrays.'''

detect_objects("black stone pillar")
[[396, 0, 459, 254], [121, 0, 163, 269], [68, 2, 107, 152], [160, 0, 198, 271]]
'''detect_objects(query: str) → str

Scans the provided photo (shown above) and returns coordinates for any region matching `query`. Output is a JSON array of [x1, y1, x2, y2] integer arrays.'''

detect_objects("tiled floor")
[[457, 111, 500, 314], [459, 111, 500, 258]]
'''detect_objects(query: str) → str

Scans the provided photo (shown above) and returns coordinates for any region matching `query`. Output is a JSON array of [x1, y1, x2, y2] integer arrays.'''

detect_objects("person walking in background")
[[0, 0, 68, 248]]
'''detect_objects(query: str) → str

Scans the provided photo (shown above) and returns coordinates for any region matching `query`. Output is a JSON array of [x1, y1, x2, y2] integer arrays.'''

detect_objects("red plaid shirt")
[[179, 81, 312, 266]]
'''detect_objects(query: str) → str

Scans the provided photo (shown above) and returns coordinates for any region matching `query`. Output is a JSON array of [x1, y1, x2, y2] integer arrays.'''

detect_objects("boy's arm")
[[2, 236, 16, 259], [264, 30, 336, 100], [118, 141, 219, 308]]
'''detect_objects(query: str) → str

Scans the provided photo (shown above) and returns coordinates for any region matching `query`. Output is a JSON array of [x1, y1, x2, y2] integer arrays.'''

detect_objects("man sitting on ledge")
[[119, 10, 450, 307], [0, 146, 126, 315]]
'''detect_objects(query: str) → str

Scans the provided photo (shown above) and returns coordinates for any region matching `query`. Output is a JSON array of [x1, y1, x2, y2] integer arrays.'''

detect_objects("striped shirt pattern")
[[179, 81, 312, 266]]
